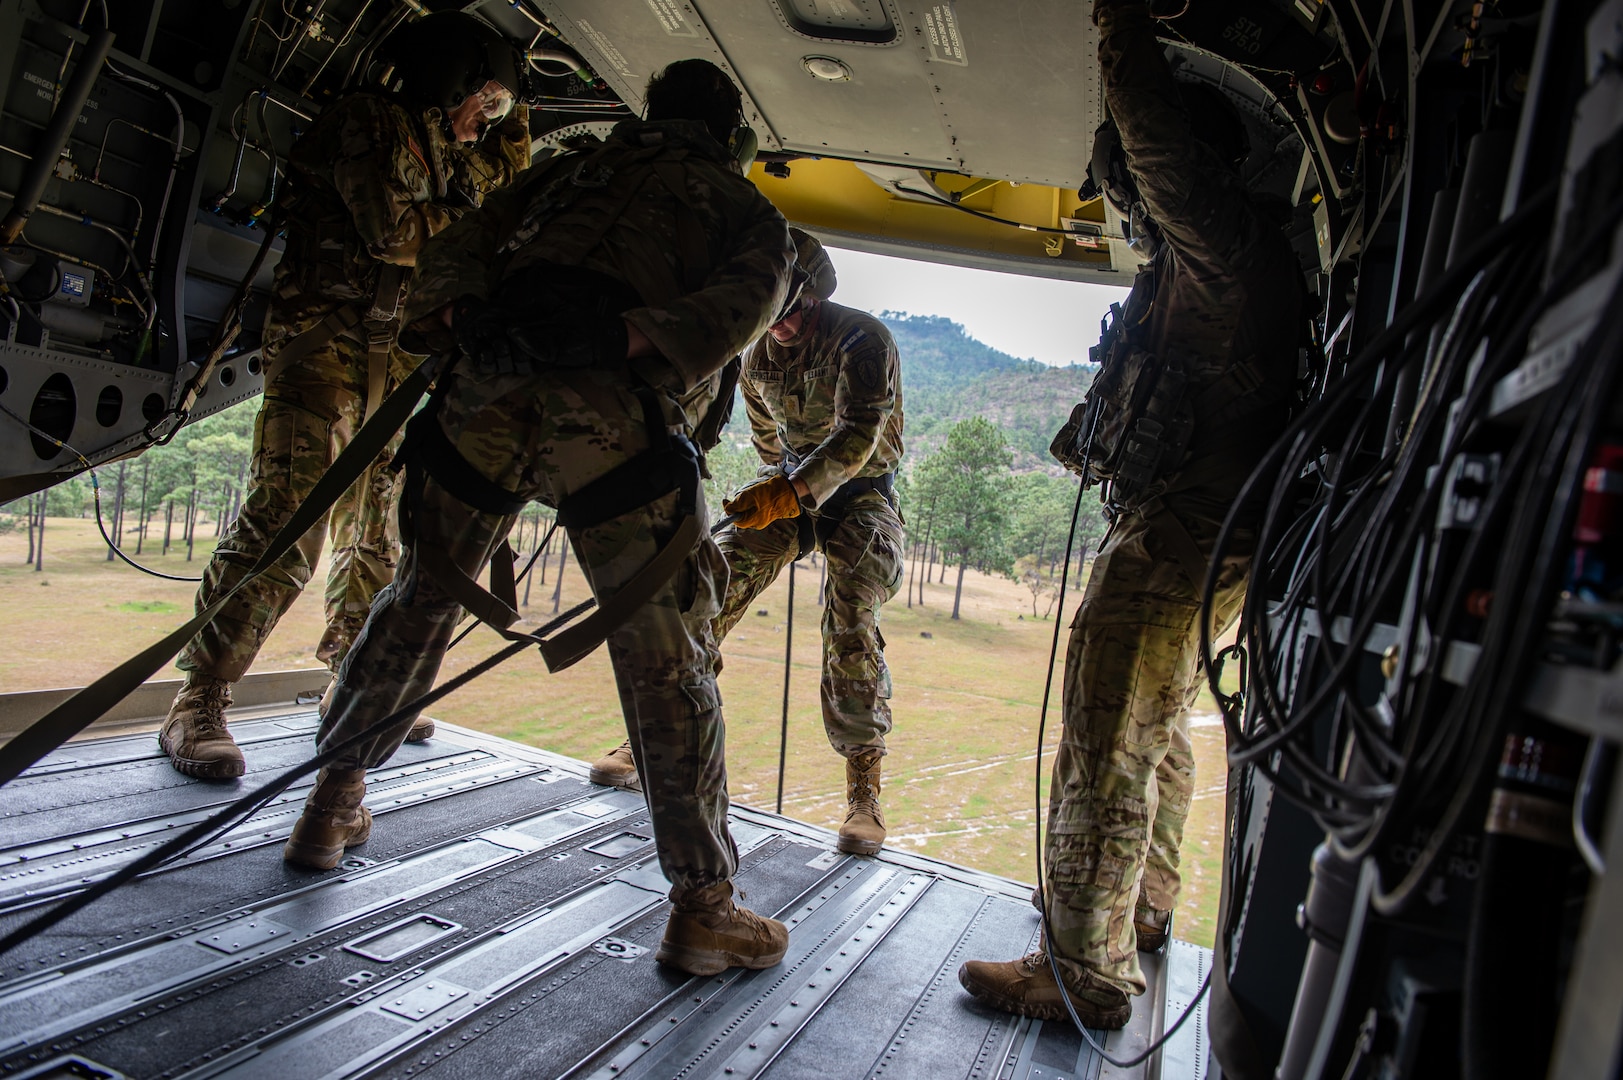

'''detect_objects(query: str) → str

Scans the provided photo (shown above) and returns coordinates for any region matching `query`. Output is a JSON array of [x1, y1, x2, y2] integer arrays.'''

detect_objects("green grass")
[[116, 599, 180, 614], [0, 516, 1232, 947]]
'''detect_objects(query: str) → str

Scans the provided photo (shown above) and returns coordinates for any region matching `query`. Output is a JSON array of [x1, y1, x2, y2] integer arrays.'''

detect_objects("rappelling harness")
[[385, 129, 735, 670]]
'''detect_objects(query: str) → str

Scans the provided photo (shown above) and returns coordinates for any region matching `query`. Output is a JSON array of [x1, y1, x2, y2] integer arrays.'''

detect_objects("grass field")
[[0, 515, 1230, 947]]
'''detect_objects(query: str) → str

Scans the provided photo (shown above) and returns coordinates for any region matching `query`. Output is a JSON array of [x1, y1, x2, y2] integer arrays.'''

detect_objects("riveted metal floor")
[[0, 709, 1211, 1080]]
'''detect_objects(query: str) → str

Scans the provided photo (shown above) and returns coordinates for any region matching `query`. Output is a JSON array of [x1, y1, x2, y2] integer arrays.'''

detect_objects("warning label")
[[923, 3, 967, 66], [577, 20, 636, 82], [644, 0, 699, 37]]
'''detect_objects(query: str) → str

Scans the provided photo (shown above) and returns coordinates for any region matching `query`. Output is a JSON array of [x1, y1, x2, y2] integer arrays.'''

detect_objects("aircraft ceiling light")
[[802, 56, 852, 81]]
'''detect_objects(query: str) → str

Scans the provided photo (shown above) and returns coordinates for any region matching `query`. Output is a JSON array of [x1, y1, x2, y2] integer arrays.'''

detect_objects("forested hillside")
[[881, 313, 1094, 468]]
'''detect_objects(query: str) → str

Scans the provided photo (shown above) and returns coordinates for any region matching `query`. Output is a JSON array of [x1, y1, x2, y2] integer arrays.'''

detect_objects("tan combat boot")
[[319, 678, 432, 742], [838, 749, 886, 855], [1135, 907, 1172, 953], [588, 740, 641, 790], [656, 881, 789, 976], [283, 767, 372, 870], [959, 950, 1132, 1029], [159, 674, 244, 780]]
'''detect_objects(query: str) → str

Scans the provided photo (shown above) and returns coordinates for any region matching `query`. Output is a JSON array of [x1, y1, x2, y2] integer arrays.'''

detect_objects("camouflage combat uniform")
[[1041, 0, 1301, 1002], [315, 118, 793, 897], [176, 95, 529, 680], [714, 301, 905, 757]]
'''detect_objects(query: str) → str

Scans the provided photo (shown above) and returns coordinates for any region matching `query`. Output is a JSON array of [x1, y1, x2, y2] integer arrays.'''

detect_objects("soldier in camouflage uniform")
[[589, 229, 905, 857], [282, 60, 798, 978], [160, 12, 530, 780], [960, 0, 1302, 1029]]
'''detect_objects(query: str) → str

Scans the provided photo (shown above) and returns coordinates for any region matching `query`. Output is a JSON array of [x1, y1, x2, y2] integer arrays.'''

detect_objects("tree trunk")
[[904, 538, 916, 609], [185, 476, 198, 561], [24, 494, 36, 564], [33, 491, 46, 571], [951, 557, 966, 619], [551, 538, 568, 613], [135, 460, 150, 554], [163, 499, 174, 556], [106, 461, 126, 561]]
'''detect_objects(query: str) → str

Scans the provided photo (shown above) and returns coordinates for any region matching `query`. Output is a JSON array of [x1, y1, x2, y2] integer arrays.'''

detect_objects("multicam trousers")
[[1042, 488, 1250, 1001], [317, 365, 739, 898], [712, 492, 904, 757], [177, 308, 413, 682]]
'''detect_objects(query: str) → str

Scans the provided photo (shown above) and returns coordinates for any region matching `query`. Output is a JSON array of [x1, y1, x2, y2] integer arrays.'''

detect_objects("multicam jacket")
[[271, 92, 530, 319], [740, 300, 903, 508], [403, 118, 794, 401], [1096, 0, 1301, 459]]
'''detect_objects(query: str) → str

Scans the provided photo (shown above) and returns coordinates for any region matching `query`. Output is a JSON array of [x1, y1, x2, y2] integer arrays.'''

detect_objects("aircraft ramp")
[[0, 706, 1211, 1080]]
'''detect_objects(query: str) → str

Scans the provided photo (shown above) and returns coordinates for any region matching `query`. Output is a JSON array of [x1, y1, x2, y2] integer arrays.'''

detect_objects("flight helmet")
[[381, 13, 522, 117], [774, 227, 836, 322], [792, 228, 837, 301]]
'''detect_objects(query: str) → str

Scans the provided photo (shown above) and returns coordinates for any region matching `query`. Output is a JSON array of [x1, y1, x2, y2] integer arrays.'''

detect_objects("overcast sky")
[[824, 247, 1128, 368]]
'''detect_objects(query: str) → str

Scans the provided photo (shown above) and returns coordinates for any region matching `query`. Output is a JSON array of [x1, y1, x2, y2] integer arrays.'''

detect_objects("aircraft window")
[[28, 372, 75, 460], [95, 385, 122, 428], [774, 0, 896, 44]]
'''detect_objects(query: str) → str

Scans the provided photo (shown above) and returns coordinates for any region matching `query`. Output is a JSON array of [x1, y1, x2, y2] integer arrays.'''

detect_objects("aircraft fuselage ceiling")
[[0, 0, 1357, 496]]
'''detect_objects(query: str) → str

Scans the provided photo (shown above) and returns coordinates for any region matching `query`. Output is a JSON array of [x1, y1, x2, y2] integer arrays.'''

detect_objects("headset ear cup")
[[729, 125, 759, 171]]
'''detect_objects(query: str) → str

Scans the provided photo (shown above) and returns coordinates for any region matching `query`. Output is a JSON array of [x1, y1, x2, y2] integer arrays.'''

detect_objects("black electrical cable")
[[1197, 183, 1560, 828], [892, 183, 1090, 236], [1322, 200, 1623, 864], [1202, 183, 1619, 876], [1372, 277, 1623, 914], [0, 596, 596, 958], [0, 399, 203, 582]]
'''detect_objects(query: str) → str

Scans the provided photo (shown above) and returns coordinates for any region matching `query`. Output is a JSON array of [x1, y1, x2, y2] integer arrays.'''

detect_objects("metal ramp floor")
[[0, 708, 1211, 1080]]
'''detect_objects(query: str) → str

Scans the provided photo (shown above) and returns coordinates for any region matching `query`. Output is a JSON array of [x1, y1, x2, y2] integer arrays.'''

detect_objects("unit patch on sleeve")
[[841, 328, 883, 390]]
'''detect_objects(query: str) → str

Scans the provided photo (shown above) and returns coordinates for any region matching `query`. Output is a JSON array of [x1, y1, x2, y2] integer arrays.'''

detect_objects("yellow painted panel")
[[748, 158, 1112, 271]]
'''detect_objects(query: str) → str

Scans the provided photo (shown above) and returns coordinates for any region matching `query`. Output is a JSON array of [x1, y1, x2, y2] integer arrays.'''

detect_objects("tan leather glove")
[[722, 474, 803, 530]]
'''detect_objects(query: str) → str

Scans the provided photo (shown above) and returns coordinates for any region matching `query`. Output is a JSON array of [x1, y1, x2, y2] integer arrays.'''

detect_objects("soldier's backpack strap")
[[692, 355, 741, 453], [361, 263, 410, 422], [268, 305, 364, 372]]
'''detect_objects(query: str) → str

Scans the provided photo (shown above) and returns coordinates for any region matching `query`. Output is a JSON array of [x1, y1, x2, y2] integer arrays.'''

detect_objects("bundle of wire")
[[1199, 182, 1623, 917]]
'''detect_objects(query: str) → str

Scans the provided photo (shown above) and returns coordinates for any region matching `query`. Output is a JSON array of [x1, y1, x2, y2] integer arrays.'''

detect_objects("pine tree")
[[913, 417, 1012, 619]]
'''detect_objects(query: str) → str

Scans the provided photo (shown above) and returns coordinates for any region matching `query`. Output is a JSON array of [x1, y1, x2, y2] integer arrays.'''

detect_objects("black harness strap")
[[396, 382, 707, 674], [556, 386, 701, 530], [399, 407, 530, 517]]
